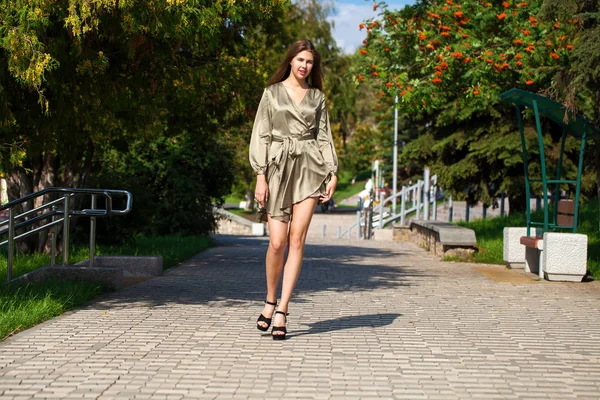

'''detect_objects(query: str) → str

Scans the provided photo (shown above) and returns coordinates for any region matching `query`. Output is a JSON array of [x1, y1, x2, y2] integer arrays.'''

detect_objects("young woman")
[[249, 40, 338, 340]]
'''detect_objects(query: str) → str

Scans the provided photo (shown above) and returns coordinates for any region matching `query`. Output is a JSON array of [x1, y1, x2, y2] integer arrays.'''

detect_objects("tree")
[[538, 0, 600, 199], [0, 0, 287, 249], [354, 0, 585, 211]]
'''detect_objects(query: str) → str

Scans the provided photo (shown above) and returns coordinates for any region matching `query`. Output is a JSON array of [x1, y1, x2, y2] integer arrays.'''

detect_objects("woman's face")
[[289, 50, 314, 82]]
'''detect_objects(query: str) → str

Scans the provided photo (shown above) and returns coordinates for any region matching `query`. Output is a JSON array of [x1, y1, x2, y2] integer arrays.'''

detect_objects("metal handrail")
[[0, 187, 133, 282], [337, 171, 438, 240]]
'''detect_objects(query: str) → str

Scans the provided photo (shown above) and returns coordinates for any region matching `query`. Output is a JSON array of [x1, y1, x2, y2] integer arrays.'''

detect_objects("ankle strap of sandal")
[[275, 310, 289, 316], [265, 300, 277, 306]]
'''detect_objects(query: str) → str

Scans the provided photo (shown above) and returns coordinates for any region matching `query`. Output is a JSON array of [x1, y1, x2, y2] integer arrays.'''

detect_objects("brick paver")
[[1, 234, 599, 399]]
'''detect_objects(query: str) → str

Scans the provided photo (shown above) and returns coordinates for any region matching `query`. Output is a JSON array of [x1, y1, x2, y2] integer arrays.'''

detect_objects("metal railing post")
[[89, 194, 97, 267], [7, 207, 15, 281], [400, 186, 406, 226], [432, 186, 437, 220], [366, 205, 373, 239], [50, 205, 56, 266], [62, 195, 70, 265], [448, 195, 453, 222], [423, 168, 430, 221], [356, 211, 361, 239], [416, 180, 422, 220], [379, 192, 385, 229]]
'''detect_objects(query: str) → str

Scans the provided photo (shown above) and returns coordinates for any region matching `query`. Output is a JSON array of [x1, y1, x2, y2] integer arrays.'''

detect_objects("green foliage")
[[331, 169, 370, 204], [0, 0, 288, 245], [342, 123, 388, 174], [539, 0, 600, 122], [93, 131, 233, 237], [357, 0, 577, 116], [350, 0, 598, 211]]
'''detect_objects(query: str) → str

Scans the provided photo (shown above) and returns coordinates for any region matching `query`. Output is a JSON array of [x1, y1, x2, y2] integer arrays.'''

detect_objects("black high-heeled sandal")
[[271, 311, 289, 340], [256, 300, 277, 331]]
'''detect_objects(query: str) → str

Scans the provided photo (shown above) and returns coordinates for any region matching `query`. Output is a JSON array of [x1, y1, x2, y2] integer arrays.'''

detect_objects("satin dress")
[[249, 82, 339, 222]]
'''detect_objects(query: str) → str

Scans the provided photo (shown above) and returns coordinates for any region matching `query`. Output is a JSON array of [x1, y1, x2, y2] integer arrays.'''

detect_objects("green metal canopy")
[[501, 89, 600, 139], [500, 88, 600, 236]]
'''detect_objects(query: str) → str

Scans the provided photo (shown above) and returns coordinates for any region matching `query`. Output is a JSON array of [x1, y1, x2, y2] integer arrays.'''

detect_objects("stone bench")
[[409, 221, 477, 258], [504, 228, 587, 282]]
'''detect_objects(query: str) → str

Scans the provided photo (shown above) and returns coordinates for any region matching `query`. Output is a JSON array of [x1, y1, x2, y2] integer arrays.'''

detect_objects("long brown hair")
[[266, 40, 323, 90]]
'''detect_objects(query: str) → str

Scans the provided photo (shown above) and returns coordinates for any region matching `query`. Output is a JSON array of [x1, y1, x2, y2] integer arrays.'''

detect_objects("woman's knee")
[[269, 237, 287, 253], [288, 233, 306, 251]]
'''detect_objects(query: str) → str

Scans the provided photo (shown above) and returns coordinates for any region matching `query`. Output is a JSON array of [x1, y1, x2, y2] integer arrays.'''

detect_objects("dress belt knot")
[[272, 135, 313, 166]]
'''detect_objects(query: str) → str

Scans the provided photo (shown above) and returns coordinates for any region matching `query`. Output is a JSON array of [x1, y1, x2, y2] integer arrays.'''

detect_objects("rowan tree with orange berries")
[[354, 0, 592, 212]]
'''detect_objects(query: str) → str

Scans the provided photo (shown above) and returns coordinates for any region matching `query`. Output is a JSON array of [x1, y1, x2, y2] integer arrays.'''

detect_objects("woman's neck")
[[283, 75, 308, 89]]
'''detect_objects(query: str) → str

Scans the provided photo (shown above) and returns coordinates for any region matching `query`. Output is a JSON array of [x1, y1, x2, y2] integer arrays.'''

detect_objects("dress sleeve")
[[316, 95, 339, 176], [249, 89, 272, 175]]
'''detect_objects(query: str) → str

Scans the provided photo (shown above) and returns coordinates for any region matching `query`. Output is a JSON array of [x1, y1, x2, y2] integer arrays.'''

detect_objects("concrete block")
[[393, 226, 411, 241], [372, 229, 394, 242], [45, 265, 123, 290], [503, 227, 528, 267], [251, 223, 265, 236], [542, 232, 587, 282], [502, 227, 542, 273], [83, 256, 163, 278]]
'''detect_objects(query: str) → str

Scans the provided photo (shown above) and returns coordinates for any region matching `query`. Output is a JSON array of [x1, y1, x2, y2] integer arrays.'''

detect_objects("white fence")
[[337, 168, 439, 239]]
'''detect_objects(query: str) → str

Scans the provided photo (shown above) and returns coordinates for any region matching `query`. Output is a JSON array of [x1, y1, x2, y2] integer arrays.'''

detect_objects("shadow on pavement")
[[85, 235, 434, 310], [287, 313, 402, 338]]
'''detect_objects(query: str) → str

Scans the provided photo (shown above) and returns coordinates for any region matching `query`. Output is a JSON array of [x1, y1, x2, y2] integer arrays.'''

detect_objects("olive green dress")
[[249, 82, 339, 222]]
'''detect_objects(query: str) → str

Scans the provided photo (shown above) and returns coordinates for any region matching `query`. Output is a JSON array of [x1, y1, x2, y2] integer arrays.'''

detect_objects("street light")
[[392, 93, 398, 216]]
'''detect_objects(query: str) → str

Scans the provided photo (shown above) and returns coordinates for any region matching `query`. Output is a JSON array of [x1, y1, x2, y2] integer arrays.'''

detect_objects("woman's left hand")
[[320, 175, 338, 203]]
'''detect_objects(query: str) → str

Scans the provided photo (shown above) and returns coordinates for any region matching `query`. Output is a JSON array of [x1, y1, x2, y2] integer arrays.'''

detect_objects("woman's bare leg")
[[257, 215, 288, 329], [272, 196, 319, 335]]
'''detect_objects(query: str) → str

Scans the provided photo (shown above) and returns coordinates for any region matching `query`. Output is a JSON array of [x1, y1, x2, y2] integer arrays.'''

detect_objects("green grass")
[[455, 199, 600, 279], [332, 169, 371, 204], [225, 195, 243, 204], [0, 279, 107, 340], [0, 235, 213, 283], [0, 235, 213, 341], [227, 208, 255, 217], [94, 235, 213, 270]]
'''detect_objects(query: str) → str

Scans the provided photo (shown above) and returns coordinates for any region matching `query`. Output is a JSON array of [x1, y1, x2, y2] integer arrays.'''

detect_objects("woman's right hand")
[[254, 175, 269, 208]]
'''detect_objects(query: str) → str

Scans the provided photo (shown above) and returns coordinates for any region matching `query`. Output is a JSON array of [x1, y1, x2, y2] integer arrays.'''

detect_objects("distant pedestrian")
[[249, 39, 339, 340]]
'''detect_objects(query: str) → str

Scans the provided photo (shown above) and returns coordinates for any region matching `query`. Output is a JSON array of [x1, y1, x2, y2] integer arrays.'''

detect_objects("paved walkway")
[[1, 235, 599, 399]]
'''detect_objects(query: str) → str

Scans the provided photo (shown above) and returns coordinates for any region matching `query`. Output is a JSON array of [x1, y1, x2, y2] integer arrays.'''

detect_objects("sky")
[[328, 0, 416, 54]]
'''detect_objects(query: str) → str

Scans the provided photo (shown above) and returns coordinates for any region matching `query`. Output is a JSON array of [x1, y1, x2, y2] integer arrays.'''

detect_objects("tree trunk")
[[596, 90, 600, 203], [508, 191, 527, 214], [5, 152, 79, 254], [595, 140, 600, 204], [6, 167, 36, 253], [35, 153, 56, 253]]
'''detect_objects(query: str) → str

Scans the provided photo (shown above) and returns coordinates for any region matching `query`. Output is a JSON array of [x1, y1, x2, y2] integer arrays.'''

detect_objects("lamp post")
[[392, 94, 398, 216]]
